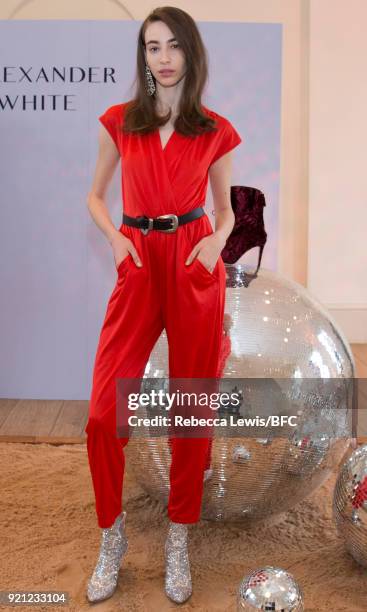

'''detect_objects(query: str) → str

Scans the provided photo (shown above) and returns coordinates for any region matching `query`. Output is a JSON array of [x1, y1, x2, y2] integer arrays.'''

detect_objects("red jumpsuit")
[[85, 101, 242, 528]]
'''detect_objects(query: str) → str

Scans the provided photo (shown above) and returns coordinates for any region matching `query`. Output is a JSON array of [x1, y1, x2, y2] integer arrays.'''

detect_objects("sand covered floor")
[[1, 441, 367, 612]]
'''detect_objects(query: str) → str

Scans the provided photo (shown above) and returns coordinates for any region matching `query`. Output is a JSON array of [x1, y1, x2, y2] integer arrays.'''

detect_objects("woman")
[[85, 6, 242, 605]]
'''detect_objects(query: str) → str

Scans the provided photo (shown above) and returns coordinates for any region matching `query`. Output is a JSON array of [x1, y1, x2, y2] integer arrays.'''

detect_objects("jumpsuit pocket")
[[116, 253, 131, 274], [193, 255, 219, 281], [182, 220, 219, 282]]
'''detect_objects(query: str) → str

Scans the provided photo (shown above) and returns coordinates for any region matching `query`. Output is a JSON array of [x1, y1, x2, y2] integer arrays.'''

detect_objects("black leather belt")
[[122, 205, 205, 235]]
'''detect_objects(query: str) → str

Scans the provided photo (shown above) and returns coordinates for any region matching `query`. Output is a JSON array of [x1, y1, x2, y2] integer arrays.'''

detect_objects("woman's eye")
[[148, 44, 180, 52]]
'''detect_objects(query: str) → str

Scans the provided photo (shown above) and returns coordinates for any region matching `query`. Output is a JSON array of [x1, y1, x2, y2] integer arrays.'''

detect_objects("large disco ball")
[[128, 264, 355, 522], [333, 444, 367, 567]]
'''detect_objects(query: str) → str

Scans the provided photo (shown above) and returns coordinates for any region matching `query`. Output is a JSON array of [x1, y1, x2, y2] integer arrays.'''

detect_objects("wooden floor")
[[0, 344, 366, 445]]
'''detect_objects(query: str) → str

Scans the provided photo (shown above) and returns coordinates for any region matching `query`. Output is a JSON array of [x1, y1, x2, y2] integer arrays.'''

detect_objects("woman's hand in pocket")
[[185, 232, 225, 273], [110, 232, 142, 269]]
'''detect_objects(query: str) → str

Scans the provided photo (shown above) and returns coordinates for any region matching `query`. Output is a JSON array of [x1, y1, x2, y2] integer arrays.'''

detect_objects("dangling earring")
[[145, 63, 156, 96]]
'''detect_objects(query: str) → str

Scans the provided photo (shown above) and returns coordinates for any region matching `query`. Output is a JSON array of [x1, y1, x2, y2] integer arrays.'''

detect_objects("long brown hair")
[[122, 6, 217, 138]]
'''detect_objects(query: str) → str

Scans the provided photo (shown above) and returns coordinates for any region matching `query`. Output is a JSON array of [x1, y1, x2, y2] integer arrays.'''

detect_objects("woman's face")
[[144, 20, 186, 89]]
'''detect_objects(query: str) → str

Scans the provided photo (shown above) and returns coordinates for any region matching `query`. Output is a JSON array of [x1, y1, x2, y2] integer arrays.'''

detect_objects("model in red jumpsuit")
[[85, 101, 242, 530]]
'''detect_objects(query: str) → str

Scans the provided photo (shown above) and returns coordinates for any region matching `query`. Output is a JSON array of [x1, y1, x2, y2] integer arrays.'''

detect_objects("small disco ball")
[[128, 265, 355, 522], [333, 444, 367, 567], [237, 566, 304, 611]]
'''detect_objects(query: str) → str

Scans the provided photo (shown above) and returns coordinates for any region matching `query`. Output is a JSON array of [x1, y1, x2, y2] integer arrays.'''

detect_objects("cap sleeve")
[[98, 104, 123, 152], [210, 117, 242, 165]]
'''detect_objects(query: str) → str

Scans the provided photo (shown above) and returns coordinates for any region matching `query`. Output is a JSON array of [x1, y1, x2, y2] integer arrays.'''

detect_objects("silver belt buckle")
[[156, 214, 179, 233], [140, 217, 153, 235]]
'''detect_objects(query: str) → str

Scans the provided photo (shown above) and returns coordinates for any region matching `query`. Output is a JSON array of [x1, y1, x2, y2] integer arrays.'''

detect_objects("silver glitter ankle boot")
[[164, 521, 192, 604], [86, 510, 128, 603]]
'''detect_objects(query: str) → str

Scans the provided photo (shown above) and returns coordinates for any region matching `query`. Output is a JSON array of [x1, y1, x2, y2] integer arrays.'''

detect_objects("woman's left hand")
[[185, 232, 226, 274]]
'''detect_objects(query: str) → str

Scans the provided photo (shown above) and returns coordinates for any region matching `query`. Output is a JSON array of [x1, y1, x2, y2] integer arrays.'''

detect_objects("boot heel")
[[87, 510, 129, 603]]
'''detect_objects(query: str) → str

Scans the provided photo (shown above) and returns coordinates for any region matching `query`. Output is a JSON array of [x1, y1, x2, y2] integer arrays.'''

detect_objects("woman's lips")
[[159, 70, 175, 76]]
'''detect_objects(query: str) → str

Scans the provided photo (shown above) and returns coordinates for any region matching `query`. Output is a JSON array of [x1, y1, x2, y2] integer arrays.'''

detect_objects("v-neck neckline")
[[157, 126, 176, 153]]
